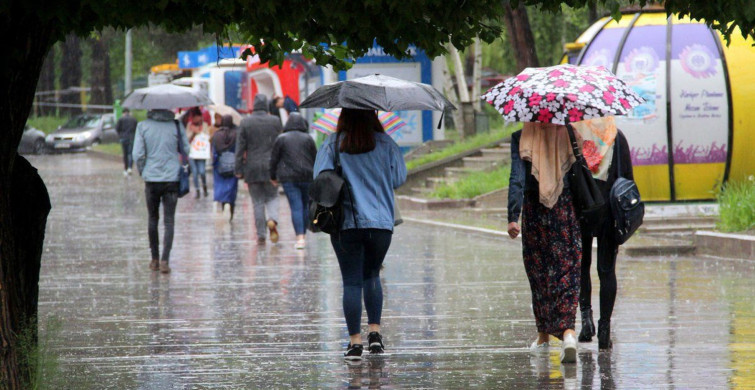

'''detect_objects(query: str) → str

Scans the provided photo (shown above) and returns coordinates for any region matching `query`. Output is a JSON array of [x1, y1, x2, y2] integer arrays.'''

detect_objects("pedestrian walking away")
[[507, 122, 582, 364], [212, 114, 239, 220], [186, 107, 211, 199], [116, 108, 138, 176], [269, 112, 317, 249], [571, 117, 634, 350], [235, 94, 283, 244], [313, 108, 407, 360], [132, 109, 191, 274]]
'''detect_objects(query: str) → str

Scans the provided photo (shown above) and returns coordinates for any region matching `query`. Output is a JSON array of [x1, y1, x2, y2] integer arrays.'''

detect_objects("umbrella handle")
[[437, 111, 445, 130]]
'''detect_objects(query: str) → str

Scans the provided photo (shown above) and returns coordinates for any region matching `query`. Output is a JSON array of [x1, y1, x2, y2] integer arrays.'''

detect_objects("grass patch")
[[406, 124, 518, 171], [26, 116, 67, 135], [18, 316, 64, 389], [717, 177, 755, 232], [91, 143, 123, 156], [430, 165, 510, 199]]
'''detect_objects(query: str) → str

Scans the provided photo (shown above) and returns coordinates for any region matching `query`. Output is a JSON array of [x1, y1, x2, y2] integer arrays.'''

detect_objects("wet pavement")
[[32, 153, 755, 389]]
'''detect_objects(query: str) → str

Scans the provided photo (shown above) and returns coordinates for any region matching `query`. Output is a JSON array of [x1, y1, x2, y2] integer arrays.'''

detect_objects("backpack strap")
[[334, 132, 359, 230]]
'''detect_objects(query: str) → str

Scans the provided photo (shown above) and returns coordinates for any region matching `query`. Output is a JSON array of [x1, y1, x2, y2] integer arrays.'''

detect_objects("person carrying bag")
[[312, 109, 407, 361]]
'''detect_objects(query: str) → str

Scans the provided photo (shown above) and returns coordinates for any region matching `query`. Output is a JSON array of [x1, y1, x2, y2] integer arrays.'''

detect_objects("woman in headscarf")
[[571, 117, 634, 350], [507, 122, 582, 364], [211, 114, 239, 220]]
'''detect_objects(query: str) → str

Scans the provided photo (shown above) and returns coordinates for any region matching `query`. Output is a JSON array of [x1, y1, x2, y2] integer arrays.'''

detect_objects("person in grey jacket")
[[132, 109, 191, 274], [235, 94, 283, 244], [269, 112, 317, 249]]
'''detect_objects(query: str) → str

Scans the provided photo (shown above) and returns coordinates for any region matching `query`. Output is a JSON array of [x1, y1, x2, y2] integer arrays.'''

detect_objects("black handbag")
[[609, 142, 644, 245], [566, 124, 606, 227], [309, 133, 357, 234], [174, 120, 191, 198]]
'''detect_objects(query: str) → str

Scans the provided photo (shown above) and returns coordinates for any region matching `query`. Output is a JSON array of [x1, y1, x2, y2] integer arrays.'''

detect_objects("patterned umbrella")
[[481, 64, 644, 125], [311, 108, 407, 135]]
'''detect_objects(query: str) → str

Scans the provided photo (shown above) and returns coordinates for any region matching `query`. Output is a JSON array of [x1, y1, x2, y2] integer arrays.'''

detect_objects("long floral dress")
[[521, 189, 582, 338]]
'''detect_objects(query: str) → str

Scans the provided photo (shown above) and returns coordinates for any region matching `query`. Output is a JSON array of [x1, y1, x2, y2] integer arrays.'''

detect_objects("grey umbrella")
[[299, 74, 456, 111], [122, 84, 214, 110]]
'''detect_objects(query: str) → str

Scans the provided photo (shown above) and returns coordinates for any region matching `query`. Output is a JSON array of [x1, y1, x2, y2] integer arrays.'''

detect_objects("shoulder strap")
[[174, 120, 187, 159], [565, 124, 583, 161], [613, 130, 622, 179], [334, 132, 359, 229]]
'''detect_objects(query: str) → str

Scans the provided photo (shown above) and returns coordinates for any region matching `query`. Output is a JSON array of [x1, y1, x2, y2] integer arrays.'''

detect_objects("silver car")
[[45, 113, 119, 151], [18, 124, 47, 154]]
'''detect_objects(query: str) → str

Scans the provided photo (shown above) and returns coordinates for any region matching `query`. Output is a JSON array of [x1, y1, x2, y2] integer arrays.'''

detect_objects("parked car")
[[45, 113, 119, 151], [18, 124, 47, 154]]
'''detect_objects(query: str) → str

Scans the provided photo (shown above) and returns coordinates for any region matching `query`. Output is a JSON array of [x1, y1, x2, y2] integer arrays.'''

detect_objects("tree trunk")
[[446, 45, 476, 138], [0, 17, 55, 389], [441, 58, 465, 137], [502, 2, 540, 72], [588, 2, 598, 24], [89, 36, 113, 108], [36, 48, 56, 117], [471, 37, 483, 112], [60, 34, 82, 116]]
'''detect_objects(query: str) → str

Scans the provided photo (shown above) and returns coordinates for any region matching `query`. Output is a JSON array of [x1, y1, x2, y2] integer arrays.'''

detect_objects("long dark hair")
[[336, 108, 384, 154]]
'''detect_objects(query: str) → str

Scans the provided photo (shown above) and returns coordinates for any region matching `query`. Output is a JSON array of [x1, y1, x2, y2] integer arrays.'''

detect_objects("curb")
[[695, 230, 755, 260], [403, 217, 513, 240], [87, 150, 121, 163], [403, 216, 697, 257]]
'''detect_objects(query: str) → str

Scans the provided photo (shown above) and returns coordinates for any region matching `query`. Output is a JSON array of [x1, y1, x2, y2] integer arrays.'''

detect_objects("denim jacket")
[[313, 132, 407, 231]]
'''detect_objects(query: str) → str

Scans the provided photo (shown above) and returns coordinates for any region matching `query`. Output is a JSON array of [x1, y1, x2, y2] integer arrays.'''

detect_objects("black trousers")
[[579, 220, 618, 322], [145, 182, 178, 262]]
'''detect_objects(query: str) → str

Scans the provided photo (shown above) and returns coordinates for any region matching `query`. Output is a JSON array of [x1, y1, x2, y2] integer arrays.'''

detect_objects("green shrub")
[[405, 124, 518, 172], [26, 116, 68, 135], [430, 165, 511, 199], [717, 177, 755, 232]]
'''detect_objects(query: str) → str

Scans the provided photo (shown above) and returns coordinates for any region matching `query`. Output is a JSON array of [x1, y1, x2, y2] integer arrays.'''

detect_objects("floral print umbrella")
[[481, 64, 644, 124]]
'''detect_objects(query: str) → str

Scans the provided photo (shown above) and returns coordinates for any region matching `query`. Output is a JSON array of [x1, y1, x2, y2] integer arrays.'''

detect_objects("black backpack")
[[309, 133, 357, 234], [609, 142, 644, 245]]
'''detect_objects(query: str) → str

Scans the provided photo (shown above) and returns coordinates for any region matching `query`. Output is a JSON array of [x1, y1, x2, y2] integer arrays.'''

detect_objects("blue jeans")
[[281, 182, 311, 236], [121, 138, 133, 170], [330, 229, 392, 336], [189, 159, 207, 190]]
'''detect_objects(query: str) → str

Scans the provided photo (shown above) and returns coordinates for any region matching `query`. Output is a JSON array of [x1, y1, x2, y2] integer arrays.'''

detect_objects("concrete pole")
[[125, 29, 133, 95]]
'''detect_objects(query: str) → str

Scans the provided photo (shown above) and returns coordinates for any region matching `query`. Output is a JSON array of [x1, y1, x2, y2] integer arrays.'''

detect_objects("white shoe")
[[560, 334, 577, 363], [127, 168, 132, 175], [294, 239, 306, 250], [529, 339, 549, 354], [123, 170, 129, 177]]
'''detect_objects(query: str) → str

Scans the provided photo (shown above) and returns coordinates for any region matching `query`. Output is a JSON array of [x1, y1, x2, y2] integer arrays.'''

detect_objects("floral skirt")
[[522, 190, 582, 338]]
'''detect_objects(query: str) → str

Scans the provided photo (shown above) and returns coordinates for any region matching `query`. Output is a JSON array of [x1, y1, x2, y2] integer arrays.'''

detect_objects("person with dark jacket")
[[571, 119, 634, 351], [235, 94, 283, 244], [212, 115, 239, 221], [507, 123, 581, 364], [269, 113, 317, 249], [116, 108, 138, 176]]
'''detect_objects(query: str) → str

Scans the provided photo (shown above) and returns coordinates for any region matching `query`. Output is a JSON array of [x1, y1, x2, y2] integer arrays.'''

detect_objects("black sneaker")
[[368, 332, 384, 354], [344, 344, 363, 360]]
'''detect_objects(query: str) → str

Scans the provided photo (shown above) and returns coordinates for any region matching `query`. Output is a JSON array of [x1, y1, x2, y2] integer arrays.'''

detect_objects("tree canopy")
[[2, 0, 753, 73]]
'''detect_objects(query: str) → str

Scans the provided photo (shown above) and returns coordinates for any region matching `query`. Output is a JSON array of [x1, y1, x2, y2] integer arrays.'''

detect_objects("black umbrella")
[[299, 74, 456, 112]]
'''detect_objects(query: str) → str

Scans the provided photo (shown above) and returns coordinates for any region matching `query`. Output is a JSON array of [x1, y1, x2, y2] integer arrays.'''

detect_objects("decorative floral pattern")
[[521, 190, 582, 337], [482, 64, 645, 125]]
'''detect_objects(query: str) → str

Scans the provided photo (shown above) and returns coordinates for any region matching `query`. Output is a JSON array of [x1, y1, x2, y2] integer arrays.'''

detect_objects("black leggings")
[[330, 229, 392, 336], [579, 221, 618, 321], [145, 182, 179, 262]]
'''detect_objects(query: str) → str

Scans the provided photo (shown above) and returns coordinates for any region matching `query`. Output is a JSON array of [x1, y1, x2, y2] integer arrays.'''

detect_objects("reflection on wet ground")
[[33, 154, 755, 388]]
